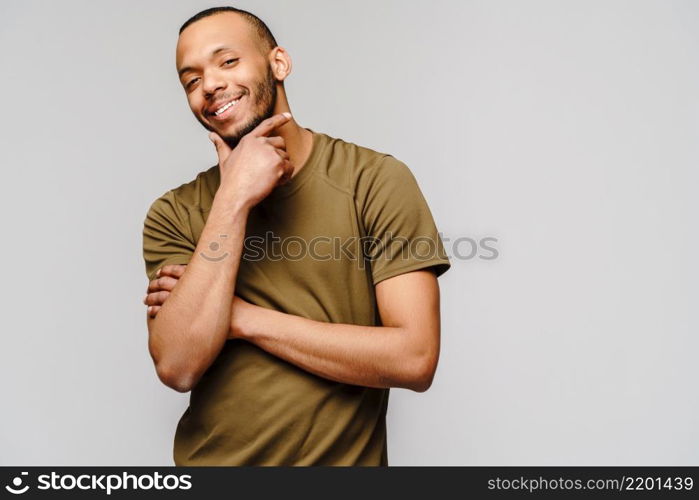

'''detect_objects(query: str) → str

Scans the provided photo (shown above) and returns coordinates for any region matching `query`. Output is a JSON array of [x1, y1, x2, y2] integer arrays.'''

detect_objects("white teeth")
[[214, 98, 240, 115]]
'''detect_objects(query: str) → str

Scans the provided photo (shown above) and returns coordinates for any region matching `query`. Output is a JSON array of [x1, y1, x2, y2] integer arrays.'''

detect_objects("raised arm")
[[145, 113, 293, 393]]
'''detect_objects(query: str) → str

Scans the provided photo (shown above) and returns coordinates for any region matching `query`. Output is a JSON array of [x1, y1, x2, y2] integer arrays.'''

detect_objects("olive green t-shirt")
[[142, 128, 451, 466]]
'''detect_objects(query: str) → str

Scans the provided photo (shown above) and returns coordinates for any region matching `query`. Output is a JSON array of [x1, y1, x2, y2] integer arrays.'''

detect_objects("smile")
[[210, 96, 243, 120]]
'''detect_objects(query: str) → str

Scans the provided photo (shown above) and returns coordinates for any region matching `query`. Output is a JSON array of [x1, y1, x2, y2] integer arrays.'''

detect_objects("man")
[[142, 6, 450, 466]]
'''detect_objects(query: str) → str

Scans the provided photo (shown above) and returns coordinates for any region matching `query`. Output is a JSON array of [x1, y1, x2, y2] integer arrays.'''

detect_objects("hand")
[[143, 264, 187, 318], [209, 112, 294, 210], [142, 264, 260, 339]]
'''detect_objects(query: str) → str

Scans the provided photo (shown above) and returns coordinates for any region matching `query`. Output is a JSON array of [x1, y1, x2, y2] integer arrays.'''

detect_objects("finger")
[[273, 147, 290, 161], [265, 136, 286, 149], [250, 112, 292, 138], [147, 276, 178, 294], [144, 290, 170, 306], [277, 160, 295, 185], [148, 305, 161, 318], [159, 264, 187, 279], [208, 131, 231, 163]]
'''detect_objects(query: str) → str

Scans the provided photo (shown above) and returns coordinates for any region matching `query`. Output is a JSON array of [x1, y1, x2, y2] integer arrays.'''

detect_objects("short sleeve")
[[142, 190, 196, 281], [357, 155, 451, 285]]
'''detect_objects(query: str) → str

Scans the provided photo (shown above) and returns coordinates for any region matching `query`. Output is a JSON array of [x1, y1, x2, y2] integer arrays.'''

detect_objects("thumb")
[[208, 131, 231, 163]]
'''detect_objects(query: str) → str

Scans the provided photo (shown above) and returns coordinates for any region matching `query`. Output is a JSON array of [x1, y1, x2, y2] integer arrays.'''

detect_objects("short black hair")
[[179, 6, 278, 54]]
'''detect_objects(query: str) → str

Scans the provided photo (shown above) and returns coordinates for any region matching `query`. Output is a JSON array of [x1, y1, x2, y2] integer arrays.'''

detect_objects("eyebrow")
[[178, 46, 235, 78]]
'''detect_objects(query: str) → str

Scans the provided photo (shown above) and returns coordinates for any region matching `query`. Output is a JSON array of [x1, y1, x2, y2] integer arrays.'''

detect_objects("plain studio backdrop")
[[0, 0, 697, 466]]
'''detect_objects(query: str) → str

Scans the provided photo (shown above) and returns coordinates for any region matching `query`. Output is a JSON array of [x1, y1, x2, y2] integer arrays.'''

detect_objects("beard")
[[197, 64, 278, 149]]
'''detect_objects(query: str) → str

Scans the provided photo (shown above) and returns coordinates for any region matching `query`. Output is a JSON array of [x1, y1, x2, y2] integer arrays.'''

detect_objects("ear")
[[269, 46, 292, 82]]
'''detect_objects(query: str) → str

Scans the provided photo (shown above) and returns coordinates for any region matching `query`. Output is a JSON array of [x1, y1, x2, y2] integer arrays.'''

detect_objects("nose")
[[201, 69, 227, 96]]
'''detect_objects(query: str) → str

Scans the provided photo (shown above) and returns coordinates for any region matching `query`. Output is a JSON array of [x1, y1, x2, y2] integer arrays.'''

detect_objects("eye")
[[184, 59, 238, 89]]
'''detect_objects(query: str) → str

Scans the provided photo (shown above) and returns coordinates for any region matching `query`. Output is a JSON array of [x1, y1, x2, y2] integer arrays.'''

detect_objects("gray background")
[[1, 0, 697, 465]]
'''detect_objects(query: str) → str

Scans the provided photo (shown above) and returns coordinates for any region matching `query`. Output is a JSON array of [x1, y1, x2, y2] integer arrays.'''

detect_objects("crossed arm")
[[145, 265, 442, 393]]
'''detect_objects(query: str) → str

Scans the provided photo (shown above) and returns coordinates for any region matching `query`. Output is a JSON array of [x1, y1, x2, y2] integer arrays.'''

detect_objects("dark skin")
[[144, 262, 442, 392], [145, 11, 442, 393]]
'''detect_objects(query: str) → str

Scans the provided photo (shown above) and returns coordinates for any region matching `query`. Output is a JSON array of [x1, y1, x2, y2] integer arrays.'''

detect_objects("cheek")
[[187, 94, 204, 115]]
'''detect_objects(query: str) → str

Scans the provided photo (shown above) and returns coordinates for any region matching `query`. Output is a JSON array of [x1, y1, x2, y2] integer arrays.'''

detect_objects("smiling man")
[[142, 6, 451, 466]]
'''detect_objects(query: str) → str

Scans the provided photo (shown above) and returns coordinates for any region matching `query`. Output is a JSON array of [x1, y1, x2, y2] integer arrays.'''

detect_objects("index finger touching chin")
[[251, 112, 292, 137]]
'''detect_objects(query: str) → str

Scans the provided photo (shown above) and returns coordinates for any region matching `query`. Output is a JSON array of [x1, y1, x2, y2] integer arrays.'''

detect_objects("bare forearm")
[[236, 309, 435, 392], [148, 194, 248, 391], [145, 112, 296, 392]]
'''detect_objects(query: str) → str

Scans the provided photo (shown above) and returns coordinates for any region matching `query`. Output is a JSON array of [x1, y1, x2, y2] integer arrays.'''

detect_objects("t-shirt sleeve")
[[142, 190, 196, 282], [357, 155, 451, 285]]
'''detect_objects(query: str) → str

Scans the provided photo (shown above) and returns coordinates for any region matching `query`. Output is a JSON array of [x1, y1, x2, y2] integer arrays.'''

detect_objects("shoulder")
[[147, 164, 219, 216], [313, 130, 412, 196]]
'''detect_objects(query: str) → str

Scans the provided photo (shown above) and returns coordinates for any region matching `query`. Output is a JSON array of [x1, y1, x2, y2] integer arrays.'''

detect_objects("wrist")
[[228, 319, 248, 341], [230, 297, 264, 341]]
